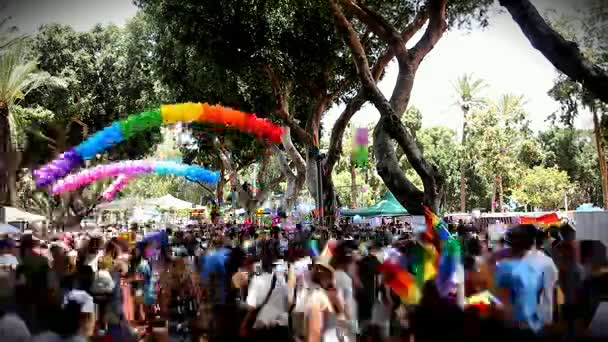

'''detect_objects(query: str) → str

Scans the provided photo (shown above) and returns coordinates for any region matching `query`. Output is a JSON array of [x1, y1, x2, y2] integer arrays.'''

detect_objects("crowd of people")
[[0, 220, 606, 341]]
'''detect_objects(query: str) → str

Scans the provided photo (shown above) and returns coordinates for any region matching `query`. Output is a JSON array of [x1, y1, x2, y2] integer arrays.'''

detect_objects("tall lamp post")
[[311, 146, 326, 229]]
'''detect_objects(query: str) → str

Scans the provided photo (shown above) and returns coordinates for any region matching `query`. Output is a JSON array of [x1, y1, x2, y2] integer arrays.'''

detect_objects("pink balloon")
[[101, 174, 134, 201], [51, 160, 154, 195]]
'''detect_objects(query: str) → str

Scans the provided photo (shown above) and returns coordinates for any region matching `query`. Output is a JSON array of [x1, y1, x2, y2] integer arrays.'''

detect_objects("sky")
[[4, 0, 592, 138]]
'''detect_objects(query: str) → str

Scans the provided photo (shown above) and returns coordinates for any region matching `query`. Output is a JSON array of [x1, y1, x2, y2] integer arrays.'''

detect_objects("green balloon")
[[119, 109, 162, 139]]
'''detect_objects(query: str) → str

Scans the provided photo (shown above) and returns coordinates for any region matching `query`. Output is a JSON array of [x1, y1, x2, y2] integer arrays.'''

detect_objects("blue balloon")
[[74, 123, 124, 160]]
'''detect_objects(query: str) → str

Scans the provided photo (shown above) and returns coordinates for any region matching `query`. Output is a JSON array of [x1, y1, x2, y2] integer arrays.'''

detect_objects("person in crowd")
[[15, 234, 58, 334], [494, 224, 544, 333], [200, 235, 235, 341], [79, 236, 103, 273], [0, 238, 19, 309], [158, 248, 202, 341], [578, 240, 608, 330], [0, 306, 30, 342], [241, 242, 290, 340], [132, 240, 157, 324], [306, 255, 346, 342], [356, 241, 381, 338], [331, 241, 357, 339], [552, 223, 583, 335], [523, 229, 558, 327], [31, 291, 96, 342], [0, 237, 18, 269]]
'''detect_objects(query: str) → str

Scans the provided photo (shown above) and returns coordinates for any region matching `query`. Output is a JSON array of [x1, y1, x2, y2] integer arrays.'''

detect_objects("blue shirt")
[[200, 248, 230, 304], [495, 259, 543, 332]]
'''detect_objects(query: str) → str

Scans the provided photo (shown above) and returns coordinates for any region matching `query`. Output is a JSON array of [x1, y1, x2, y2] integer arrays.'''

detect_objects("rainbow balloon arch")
[[51, 160, 220, 198], [33, 102, 285, 202]]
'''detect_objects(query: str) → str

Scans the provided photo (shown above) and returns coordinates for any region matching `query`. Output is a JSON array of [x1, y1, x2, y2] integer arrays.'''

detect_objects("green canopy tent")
[[341, 192, 409, 217]]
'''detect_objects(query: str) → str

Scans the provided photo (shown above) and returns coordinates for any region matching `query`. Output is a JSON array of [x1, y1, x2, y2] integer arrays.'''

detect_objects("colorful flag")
[[380, 259, 419, 304]]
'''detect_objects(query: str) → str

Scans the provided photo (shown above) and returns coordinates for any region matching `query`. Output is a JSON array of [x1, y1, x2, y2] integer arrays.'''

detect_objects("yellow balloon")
[[161, 104, 184, 123], [182, 102, 203, 122]]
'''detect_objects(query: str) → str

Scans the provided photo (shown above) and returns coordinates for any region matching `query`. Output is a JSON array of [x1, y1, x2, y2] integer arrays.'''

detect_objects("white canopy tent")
[[2, 207, 46, 222], [96, 197, 145, 211], [144, 194, 194, 210], [0, 223, 21, 234]]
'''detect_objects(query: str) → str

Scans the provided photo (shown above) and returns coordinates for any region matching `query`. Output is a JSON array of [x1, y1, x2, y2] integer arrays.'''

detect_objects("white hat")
[[64, 290, 95, 314]]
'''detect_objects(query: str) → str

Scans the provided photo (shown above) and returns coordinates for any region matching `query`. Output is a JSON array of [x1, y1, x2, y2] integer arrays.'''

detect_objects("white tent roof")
[[3, 207, 46, 222], [97, 197, 144, 211], [0, 223, 21, 234], [145, 195, 194, 209]]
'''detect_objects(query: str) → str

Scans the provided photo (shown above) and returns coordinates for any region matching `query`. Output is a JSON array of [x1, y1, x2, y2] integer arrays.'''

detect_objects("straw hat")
[[314, 255, 335, 273]]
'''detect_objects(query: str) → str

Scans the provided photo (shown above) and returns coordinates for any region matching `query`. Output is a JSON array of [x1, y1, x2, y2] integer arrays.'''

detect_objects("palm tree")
[[0, 39, 55, 205], [453, 74, 486, 213], [493, 94, 527, 212]]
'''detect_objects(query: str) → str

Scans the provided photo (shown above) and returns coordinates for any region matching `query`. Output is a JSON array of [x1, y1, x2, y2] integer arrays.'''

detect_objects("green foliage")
[[512, 166, 571, 211], [415, 127, 462, 209], [453, 73, 486, 115], [540, 127, 601, 206], [467, 95, 528, 180], [22, 16, 166, 165]]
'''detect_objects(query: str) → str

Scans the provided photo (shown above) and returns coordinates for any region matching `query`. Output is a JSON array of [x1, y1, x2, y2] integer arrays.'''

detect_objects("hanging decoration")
[[51, 160, 219, 195], [351, 127, 368, 168], [33, 102, 284, 187]]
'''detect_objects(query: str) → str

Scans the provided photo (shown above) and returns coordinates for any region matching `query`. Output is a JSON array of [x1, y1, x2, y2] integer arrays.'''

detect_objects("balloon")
[[52, 160, 219, 195], [33, 102, 285, 187], [33, 149, 83, 187], [102, 174, 133, 201]]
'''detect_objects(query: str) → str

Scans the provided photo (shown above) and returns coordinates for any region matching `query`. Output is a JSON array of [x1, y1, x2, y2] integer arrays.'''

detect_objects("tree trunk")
[[490, 178, 497, 213], [497, 175, 504, 213], [350, 162, 357, 208], [274, 128, 306, 214], [459, 112, 469, 212], [592, 108, 608, 208], [217, 163, 225, 205], [499, 0, 608, 104], [328, 0, 447, 215], [0, 102, 14, 206]]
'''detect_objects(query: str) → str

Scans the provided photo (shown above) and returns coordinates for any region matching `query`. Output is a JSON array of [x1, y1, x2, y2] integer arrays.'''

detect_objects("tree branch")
[[338, 0, 396, 42], [264, 65, 314, 145], [409, 0, 447, 65], [272, 145, 296, 179], [330, 0, 444, 212], [186, 177, 215, 195], [281, 127, 306, 176], [323, 2, 430, 173], [499, 0, 608, 104]]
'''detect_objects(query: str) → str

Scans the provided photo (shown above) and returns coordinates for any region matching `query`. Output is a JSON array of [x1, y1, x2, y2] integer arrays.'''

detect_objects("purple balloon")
[[34, 149, 83, 187]]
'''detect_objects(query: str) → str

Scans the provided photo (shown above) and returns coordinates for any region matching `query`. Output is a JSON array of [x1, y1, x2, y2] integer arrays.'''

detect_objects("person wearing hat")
[[306, 255, 349, 342], [493, 224, 544, 333]]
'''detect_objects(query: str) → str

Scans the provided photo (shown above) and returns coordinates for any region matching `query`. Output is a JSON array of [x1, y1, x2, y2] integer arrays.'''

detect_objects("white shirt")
[[0, 313, 30, 342], [0, 254, 18, 269], [84, 252, 101, 273], [31, 332, 87, 342], [335, 270, 356, 320], [524, 248, 558, 324], [246, 272, 289, 327]]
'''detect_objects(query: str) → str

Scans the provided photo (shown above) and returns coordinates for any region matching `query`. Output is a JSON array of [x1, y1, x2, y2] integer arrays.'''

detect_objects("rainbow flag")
[[422, 206, 461, 285], [321, 239, 336, 258], [380, 259, 420, 304], [308, 239, 320, 257]]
